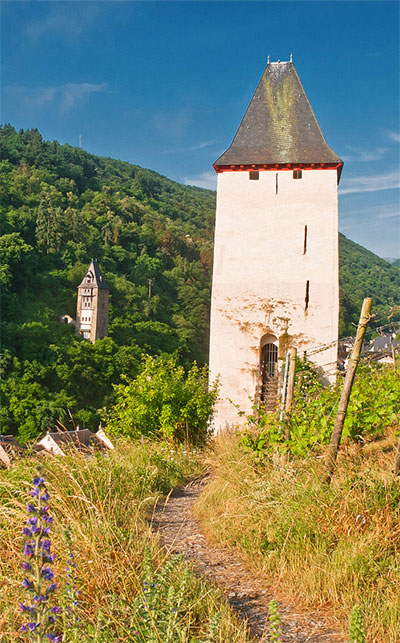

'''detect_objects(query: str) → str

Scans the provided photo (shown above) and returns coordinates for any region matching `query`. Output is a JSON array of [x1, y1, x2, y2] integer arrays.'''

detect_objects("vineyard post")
[[322, 297, 373, 485], [284, 348, 297, 443], [394, 434, 400, 477]]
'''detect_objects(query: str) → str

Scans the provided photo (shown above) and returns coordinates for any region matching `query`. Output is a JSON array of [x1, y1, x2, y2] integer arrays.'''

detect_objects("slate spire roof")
[[78, 259, 109, 290], [214, 60, 342, 168]]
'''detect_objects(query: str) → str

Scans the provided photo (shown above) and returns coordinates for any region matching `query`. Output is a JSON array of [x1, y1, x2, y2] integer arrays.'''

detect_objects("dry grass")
[[0, 438, 251, 642], [194, 430, 400, 643]]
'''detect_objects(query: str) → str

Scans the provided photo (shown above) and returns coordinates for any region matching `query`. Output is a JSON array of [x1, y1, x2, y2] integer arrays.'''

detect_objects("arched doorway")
[[257, 334, 279, 411]]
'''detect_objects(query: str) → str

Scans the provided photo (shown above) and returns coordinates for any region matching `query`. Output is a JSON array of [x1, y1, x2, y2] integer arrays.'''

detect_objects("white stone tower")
[[76, 259, 109, 343], [209, 58, 343, 431]]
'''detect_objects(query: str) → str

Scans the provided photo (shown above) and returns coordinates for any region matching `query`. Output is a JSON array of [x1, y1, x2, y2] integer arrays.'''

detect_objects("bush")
[[242, 359, 400, 458], [105, 355, 219, 444]]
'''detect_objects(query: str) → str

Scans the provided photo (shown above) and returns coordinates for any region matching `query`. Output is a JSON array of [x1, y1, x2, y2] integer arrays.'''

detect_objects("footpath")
[[152, 477, 346, 642]]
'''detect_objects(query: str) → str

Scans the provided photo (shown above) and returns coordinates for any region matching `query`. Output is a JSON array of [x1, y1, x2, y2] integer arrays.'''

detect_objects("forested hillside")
[[0, 125, 215, 440], [1, 125, 398, 440], [339, 234, 399, 335]]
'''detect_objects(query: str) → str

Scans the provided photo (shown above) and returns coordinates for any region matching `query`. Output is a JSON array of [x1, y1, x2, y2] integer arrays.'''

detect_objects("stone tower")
[[209, 58, 343, 431], [76, 259, 109, 343]]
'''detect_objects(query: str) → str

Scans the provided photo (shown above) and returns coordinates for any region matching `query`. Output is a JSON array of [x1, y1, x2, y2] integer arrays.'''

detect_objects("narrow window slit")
[[275, 173, 278, 194], [303, 225, 308, 254], [305, 280, 310, 311]]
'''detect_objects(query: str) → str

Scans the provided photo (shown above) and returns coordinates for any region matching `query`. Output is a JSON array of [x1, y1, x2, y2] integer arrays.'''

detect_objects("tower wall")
[[90, 288, 109, 343], [209, 168, 339, 431]]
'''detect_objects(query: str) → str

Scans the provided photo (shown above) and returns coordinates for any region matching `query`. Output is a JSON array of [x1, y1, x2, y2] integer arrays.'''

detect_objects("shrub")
[[105, 355, 219, 444]]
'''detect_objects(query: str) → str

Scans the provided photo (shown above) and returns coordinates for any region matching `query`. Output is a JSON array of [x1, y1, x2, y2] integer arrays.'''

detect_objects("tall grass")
[[0, 438, 250, 642], [195, 431, 400, 643]]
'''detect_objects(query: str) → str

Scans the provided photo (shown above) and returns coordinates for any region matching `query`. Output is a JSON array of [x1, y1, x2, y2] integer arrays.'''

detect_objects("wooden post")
[[394, 434, 400, 477], [392, 344, 397, 372], [284, 348, 297, 442], [322, 297, 373, 485]]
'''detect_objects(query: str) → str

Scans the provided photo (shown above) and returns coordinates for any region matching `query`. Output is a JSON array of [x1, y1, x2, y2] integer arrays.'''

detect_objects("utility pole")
[[322, 297, 372, 485]]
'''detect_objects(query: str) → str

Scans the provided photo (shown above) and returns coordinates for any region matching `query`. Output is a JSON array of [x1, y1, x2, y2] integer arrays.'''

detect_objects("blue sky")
[[2, 0, 399, 257]]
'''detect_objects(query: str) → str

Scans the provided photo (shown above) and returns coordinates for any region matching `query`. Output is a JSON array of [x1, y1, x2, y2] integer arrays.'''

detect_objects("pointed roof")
[[214, 60, 342, 167], [78, 259, 109, 290]]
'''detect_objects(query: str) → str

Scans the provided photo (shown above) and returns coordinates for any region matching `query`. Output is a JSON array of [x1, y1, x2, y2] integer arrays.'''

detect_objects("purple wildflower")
[[24, 542, 34, 557], [22, 578, 33, 590], [42, 553, 55, 563], [21, 475, 61, 642], [41, 568, 54, 581]]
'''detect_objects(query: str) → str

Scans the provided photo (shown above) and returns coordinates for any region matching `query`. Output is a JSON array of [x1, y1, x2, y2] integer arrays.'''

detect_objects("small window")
[[305, 280, 310, 311], [249, 171, 259, 180], [303, 225, 308, 254], [293, 170, 302, 179], [275, 173, 278, 195]]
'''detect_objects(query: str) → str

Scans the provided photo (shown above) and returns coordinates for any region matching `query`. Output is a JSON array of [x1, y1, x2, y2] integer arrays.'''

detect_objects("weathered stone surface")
[[153, 478, 346, 642]]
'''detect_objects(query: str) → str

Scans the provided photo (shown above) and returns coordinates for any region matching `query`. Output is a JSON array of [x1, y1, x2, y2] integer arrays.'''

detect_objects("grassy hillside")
[[1, 125, 398, 439], [0, 439, 250, 642]]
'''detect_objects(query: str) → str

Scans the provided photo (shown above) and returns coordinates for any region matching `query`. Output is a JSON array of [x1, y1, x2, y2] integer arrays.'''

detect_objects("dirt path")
[[152, 477, 347, 643]]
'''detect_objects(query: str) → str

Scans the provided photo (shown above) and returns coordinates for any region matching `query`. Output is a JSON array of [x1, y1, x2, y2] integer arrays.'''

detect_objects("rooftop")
[[214, 59, 342, 168], [78, 259, 109, 290]]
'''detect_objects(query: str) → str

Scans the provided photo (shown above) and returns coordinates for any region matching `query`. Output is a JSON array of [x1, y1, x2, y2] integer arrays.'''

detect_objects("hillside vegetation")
[[0, 125, 215, 440], [1, 124, 399, 440]]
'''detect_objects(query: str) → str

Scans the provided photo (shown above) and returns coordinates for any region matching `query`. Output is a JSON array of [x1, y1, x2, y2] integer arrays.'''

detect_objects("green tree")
[[106, 355, 218, 444]]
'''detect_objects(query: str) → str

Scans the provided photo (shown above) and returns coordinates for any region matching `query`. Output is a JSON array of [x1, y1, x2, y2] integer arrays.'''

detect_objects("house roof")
[[214, 60, 342, 168], [78, 259, 109, 290]]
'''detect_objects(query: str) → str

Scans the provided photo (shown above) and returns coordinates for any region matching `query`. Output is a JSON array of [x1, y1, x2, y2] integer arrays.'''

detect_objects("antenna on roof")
[[267, 54, 270, 64], [290, 53, 293, 63]]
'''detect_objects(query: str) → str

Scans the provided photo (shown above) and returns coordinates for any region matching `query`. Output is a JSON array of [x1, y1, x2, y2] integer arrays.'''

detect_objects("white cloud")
[[152, 108, 192, 138], [339, 171, 400, 195], [25, 4, 102, 41], [384, 129, 400, 143], [189, 140, 215, 152], [161, 140, 216, 155], [341, 146, 388, 162], [5, 83, 107, 115], [183, 171, 217, 191], [59, 83, 107, 113]]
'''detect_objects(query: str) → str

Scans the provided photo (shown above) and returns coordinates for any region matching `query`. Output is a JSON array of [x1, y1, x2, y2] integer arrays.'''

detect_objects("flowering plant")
[[20, 475, 62, 643]]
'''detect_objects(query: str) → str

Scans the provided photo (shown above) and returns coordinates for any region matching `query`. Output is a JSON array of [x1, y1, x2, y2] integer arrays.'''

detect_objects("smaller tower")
[[76, 260, 109, 343]]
